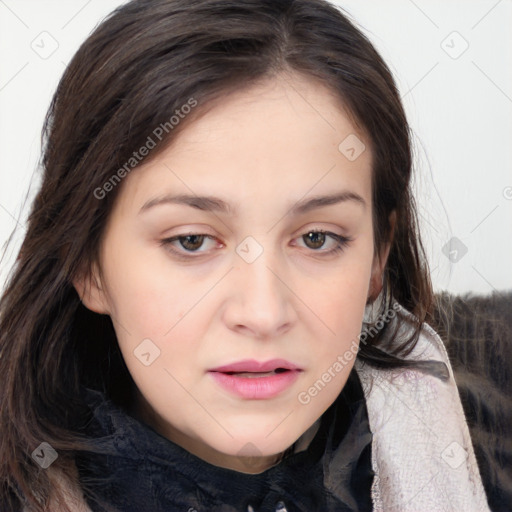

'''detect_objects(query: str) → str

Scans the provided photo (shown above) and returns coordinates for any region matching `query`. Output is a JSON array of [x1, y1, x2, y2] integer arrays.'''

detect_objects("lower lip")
[[208, 370, 301, 399]]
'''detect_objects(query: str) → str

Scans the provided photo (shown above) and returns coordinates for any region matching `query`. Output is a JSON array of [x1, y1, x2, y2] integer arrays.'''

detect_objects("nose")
[[221, 241, 295, 339]]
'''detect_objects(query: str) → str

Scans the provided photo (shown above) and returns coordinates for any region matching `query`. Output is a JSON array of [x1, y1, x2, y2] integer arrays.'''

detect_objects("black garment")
[[75, 369, 374, 512]]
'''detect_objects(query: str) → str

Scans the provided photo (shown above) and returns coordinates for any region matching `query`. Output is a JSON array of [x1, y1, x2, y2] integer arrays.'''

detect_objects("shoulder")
[[355, 302, 491, 512]]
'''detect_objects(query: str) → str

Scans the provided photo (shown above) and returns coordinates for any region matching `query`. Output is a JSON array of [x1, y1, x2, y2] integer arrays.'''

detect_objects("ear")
[[368, 210, 396, 302], [72, 262, 111, 315]]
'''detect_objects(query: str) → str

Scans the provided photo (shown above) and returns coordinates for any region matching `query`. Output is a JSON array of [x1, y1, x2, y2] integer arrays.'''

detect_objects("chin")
[[205, 426, 299, 461]]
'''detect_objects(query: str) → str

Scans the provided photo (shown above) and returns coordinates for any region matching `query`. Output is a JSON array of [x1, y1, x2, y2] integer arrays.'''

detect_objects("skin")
[[75, 72, 395, 474]]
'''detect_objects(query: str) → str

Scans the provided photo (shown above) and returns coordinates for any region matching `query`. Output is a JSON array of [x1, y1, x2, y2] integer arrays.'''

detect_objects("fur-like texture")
[[432, 291, 512, 512]]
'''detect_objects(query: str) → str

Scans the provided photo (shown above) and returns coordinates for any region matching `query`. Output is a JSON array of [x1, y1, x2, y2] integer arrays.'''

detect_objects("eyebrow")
[[139, 190, 366, 215]]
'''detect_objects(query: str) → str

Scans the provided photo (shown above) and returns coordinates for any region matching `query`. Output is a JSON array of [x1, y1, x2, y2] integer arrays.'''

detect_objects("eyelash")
[[160, 230, 353, 260]]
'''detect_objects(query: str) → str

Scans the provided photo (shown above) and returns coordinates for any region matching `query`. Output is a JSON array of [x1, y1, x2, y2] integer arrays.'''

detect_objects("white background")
[[0, 0, 511, 295]]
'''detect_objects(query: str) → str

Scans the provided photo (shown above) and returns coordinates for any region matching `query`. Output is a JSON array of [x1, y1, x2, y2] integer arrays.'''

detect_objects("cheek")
[[306, 254, 372, 338], [100, 236, 187, 340], [297, 263, 372, 397], [306, 285, 365, 370], [101, 241, 216, 381]]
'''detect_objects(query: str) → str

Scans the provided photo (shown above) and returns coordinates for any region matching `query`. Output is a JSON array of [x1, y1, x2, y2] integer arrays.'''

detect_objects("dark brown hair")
[[0, 0, 441, 509]]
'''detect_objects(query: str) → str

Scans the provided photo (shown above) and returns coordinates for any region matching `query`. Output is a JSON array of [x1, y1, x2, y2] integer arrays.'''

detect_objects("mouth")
[[209, 358, 302, 374], [208, 359, 303, 399], [220, 368, 291, 378]]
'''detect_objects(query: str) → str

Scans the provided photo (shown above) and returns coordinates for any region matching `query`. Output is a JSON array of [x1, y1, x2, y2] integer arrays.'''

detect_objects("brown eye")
[[303, 231, 327, 249], [179, 234, 205, 251], [160, 233, 218, 258], [295, 230, 353, 256]]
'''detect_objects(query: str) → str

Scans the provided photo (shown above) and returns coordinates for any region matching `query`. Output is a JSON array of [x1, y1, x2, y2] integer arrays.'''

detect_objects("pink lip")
[[208, 359, 303, 400], [209, 358, 301, 373]]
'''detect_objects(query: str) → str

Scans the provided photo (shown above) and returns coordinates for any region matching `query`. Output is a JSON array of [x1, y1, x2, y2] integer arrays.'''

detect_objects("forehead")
[[117, 73, 372, 213]]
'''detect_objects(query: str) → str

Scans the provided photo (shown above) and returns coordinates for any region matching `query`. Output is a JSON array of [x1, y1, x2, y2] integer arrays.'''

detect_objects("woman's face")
[[77, 73, 392, 473]]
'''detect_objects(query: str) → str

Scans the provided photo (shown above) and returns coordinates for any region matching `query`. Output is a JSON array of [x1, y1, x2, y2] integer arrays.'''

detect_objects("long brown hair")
[[0, 0, 440, 509]]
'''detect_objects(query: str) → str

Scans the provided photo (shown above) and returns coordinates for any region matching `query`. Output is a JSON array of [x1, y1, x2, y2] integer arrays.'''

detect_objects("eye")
[[295, 230, 352, 256], [160, 233, 219, 257]]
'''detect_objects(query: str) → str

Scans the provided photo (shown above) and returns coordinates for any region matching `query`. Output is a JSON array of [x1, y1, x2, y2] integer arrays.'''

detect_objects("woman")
[[0, 0, 490, 510]]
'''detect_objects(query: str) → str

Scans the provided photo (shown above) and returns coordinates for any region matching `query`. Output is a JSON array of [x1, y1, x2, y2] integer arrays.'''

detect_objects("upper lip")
[[209, 359, 302, 373]]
